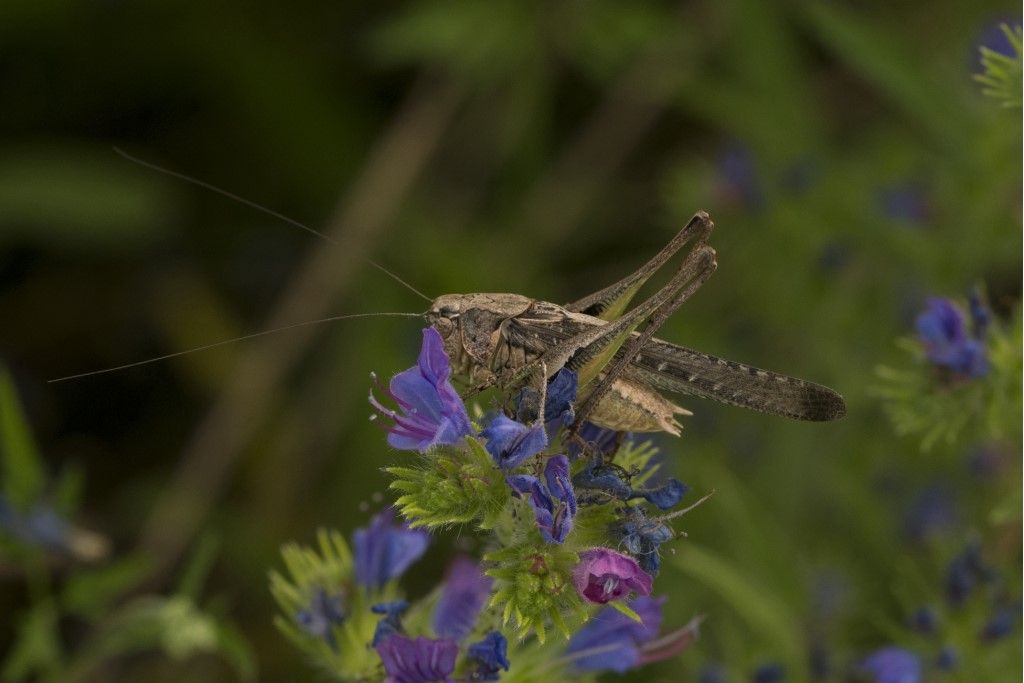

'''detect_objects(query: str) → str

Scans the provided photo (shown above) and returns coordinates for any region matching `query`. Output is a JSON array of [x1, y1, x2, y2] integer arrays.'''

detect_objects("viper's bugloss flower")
[[432, 558, 493, 640], [915, 298, 987, 377], [564, 596, 662, 673], [376, 634, 458, 683], [544, 368, 577, 428], [568, 422, 626, 460], [573, 462, 687, 512], [354, 508, 430, 590], [466, 631, 510, 681], [573, 548, 653, 604], [508, 455, 577, 544], [481, 414, 547, 469], [370, 328, 474, 452], [614, 510, 674, 576], [637, 479, 689, 510], [372, 600, 410, 647], [859, 647, 921, 683], [296, 588, 346, 648]]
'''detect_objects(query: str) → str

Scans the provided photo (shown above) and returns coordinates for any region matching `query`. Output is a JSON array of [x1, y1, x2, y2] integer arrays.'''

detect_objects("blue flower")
[[903, 487, 956, 542], [376, 634, 458, 683], [859, 647, 921, 683], [480, 414, 548, 469], [507, 455, 576, 544], [543, 368, 577, 428], [353, 508, 430, 590], [908, 606, 938, 635], [878, 183, 930, 225], [573, 462, 688, 511], [752, 662, 786, 682], [981, 607, 1015, 641], [466, 631, 510, 681], [296, 588, 346, 648], [370, 328, 474, 452], [432, 558, 493, 640], [614, 508, 674, 576], [915, 298, 987, 377], [372, 600, 409, 647], [568, 422, 626, 459], [717, 143, 765, 211], [565, 597, 700, 673], [936, 645, 958, 671]]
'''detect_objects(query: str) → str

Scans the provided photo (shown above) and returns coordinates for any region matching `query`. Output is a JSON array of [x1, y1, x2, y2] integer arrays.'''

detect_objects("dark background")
[[1, 1, 1020, 680]]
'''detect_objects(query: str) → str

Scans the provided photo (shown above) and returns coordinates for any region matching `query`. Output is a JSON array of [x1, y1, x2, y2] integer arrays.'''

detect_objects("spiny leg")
[[572, 245, 718, 432], [565, 211, 714, 321]]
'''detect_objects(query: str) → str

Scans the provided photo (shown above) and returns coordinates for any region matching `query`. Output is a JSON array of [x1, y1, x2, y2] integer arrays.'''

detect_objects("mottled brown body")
[[426, 292, 845, 433]]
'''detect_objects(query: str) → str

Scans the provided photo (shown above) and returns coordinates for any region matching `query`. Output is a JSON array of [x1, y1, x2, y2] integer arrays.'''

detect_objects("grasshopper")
[[50, 156, 845, 435], [426, 211, 845, 435]]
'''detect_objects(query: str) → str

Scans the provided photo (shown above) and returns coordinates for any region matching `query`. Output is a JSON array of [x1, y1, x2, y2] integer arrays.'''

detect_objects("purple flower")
[[372, 600, 409, 647], [353, 508, 430, 590], [915, 298, 987, 377], [432, 558, 493, 640], [481, 414, 547, 469], [296, 589, 346, 648], [508, 455, 576, 544], [466, 631, 510, 681], [573, 548, 653, 604], [908, 606, 938, 635], [376, 634, 458, 683], [565, 597, 700, 673], [903, 487, 956, 542], [859, 647, 921, 683], [370, 328, 474, 452]]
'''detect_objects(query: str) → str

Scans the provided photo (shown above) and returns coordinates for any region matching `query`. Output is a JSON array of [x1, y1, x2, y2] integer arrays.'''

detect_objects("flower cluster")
[[273, 327, 704, 680]]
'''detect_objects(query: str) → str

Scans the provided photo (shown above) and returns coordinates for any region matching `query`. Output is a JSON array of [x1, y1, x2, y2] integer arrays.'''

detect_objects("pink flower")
[[573, 548, 653, 604]]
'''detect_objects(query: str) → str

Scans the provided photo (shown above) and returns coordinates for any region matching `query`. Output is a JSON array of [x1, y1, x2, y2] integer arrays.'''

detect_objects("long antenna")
[[48, 312, 423, 383], [112, 147, 432, 303]]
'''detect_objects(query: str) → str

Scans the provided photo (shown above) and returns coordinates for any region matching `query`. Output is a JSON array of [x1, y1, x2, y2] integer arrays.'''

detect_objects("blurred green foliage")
[[1, 1, 1020, 680]]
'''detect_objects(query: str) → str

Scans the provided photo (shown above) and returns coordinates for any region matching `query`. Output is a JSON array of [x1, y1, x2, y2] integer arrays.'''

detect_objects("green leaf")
[[0, 365, 45, 508], [1, 600, 63, 682], [607, 600, 642, 623], [62, 554, 153, 619]]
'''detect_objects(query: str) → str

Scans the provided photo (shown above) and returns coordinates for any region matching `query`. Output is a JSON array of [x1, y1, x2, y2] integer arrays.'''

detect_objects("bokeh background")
[[1, 1, 1020, 681]]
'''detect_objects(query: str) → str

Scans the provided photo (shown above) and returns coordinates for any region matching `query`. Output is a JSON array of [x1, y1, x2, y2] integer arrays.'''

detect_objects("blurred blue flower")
[[860, 647, 921, 683], [376, 634, 458, 683], [372, 600, 409, 647], [0, 497, 72, 553], [699, 665, 727, 683], [370, 327, 474, 452], [466, 631, 510, 681], [751, 662, 785, 682], [935, 645, 958, 671], [572, 547, 652, 604], [564, 596, 664, 673], [432, 557, 492, 640], [877, 183, 930, 226], [908, 606, 938, 635], [903, 486, 956, 542], [481, 414, 547, 469], [507, 455, 576, 543], [972, 16, 1023, 70], [353, 508, 430, 590], [981, 607, 1015, 641], [717, 143, 765, 211], [915, 298, 987, 377], [945, 542, 993, 606], [296, 588, 346, 649]]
